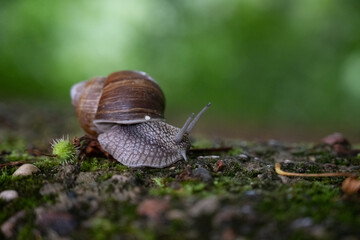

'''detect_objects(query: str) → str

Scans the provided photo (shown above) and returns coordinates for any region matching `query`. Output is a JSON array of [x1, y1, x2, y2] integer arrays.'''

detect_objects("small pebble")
[[291, 217, 313, 229], [189, 196, 219, 217], [111, 174, 130, 183], [166, 209, 186, 220], [241, 205, 253, 215], [197, 155, 220, 159], [1, 210, 26, 238], [12, 164, 40, 177], [192, 167, 212, 183], [36, 208, 78, 236], [39, 183, 63, 196], [0, 190, 18, 202], [238, 154, 249, 160]]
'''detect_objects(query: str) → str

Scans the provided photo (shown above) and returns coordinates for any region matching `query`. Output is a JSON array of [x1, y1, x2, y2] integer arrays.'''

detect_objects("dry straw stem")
[[275, 163, 356, 178]]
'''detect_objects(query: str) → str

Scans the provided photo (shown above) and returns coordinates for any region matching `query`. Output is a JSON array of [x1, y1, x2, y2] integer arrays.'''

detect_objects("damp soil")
[[1, 101, 360, 240]]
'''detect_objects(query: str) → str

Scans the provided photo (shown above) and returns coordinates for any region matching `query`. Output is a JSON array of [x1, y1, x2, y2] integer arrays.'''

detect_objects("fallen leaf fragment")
[[77, 135, 115, 161], [321, 132, 360, 156], [342, 177, 360, 195], [322, 132, 350, 146], [214, 160, 225, 172], [275, 163, 356, 178]]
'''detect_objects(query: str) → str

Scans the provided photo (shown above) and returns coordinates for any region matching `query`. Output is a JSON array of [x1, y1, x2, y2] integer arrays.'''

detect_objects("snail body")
[[71, 70, 210, 168]]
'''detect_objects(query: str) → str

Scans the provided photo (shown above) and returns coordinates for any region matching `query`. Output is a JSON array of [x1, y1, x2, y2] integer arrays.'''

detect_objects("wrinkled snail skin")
[[98, 121, 190, 168], [70, 70, 210, 168]]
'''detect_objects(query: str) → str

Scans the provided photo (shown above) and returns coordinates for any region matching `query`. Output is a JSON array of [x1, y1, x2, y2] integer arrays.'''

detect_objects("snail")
[[70, 70, 210, 168]]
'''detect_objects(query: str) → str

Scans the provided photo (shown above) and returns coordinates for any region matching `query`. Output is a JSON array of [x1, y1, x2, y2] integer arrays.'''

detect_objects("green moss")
[[213, 176, 252, 194], [152, 177, 166, 187], [221, 161, 242, 177], [96, 172, 114, 182], [34, 156, 62, 170], [192, 138, 213, 149], [89, 218, 117, 240], [149, 180, 207, 197], [0, 137, 26, 152], [0, 175, 55, 223], [80, 158, 129, 172], [17, 221, 37, 240], [228, 147, 243, 156], [5, 151, 33, 162], [115, 163, 129, 172], [257, 181, 341, 222]]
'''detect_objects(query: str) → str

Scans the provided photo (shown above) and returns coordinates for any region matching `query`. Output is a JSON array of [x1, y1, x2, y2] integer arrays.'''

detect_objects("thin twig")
[[275, 163, 357, 178], [0, 161, 25, 169]]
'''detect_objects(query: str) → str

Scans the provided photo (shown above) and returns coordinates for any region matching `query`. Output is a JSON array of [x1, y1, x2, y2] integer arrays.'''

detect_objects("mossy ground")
[[1, 103, 360, 239], [1, 137, 360, 240]]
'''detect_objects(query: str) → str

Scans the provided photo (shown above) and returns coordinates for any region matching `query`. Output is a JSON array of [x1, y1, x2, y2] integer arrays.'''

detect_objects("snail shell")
[[71, 71, 165, 137], [71, 70, 210, 168]]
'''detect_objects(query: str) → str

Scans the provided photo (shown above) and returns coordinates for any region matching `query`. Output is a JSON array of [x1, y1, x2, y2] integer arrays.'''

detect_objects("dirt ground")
[[1, 101, 360, 240]]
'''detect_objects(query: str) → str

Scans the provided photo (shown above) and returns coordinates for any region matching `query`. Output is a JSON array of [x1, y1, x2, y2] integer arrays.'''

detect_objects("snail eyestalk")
[[174, 113, 195, 143], [181, 150, 188, 161], [186, 102, 211, 134]]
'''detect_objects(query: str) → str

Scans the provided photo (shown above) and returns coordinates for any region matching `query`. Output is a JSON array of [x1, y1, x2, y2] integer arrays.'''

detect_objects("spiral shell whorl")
[[71, 76, 107, 137], [70, 71, 166, 137], [94, 71, 165, 125]]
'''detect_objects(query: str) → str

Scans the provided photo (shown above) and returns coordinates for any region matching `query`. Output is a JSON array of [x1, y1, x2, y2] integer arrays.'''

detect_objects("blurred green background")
[[1, 0, 360, 141]]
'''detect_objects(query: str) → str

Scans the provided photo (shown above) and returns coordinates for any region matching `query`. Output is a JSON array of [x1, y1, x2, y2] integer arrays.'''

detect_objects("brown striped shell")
[[70, 70, 165, 137]]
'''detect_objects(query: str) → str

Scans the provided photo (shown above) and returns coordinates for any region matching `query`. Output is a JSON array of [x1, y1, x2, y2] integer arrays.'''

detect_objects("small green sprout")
[[51, 137, 78, 164]]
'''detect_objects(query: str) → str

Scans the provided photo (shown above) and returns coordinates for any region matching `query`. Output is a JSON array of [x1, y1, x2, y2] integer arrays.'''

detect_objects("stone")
[[189, 196, 219, 217], [12, 164, 40, 177], [0, 190, 18, 201], [192, 167, 212, 183], [39, 183, 64, 196], [36, 208, 78, 236], [1, 210, 26, 238]]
